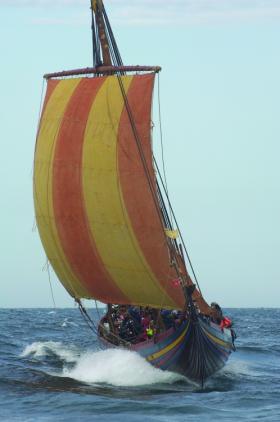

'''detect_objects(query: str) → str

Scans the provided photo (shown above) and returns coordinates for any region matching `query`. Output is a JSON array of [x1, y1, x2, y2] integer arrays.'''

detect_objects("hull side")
[[100, 317, 234, 383], [132, 318, 233, 382]]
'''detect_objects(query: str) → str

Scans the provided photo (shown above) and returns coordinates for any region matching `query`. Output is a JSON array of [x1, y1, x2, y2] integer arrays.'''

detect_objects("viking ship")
[[33, 0, 236, 385]]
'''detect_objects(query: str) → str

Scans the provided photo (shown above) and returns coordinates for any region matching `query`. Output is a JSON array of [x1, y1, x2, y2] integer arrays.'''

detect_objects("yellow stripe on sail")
[[34, 78, 89, 298], [82, 75, 177, 307]]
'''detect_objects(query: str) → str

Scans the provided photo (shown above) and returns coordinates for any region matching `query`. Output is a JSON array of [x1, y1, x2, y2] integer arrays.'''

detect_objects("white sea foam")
[[21, 341, 79, 363], [61, 318, 78, 328], [21, 341, 183, 386], [63, 348, 184, 387], [21, 341, 254, 387], [218, 358, 256, 379]]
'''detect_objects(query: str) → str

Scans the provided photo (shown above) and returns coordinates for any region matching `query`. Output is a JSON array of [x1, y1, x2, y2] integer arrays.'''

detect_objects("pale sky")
[[1, 0, 279, 307]]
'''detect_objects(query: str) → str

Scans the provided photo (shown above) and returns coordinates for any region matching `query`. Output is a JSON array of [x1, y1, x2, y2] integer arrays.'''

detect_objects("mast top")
[[91, 0, 102, 11], [90, 0, 116, 67]]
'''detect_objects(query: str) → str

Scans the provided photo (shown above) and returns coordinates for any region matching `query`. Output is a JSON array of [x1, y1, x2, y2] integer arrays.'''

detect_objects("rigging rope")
[[153, 157, 202, 294], [36, 79, 45, 134], [34, 80, 58, 309], [90, 5, 100, 67], [157, 74, 173, 225], [77, 300, 131, 346], [94, 300, 101, 320], [76, 299, 99, 335], [88, 1, 203, 299], [116, 74, 168, 236], [102, 4, 123, 67], [45, 259, 56, 309], [33, 78, 45, 168], [116, 73, 202, 295]]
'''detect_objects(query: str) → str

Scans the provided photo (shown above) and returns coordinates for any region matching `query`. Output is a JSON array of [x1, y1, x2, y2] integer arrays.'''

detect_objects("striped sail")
[[34, 73, 185, 309]]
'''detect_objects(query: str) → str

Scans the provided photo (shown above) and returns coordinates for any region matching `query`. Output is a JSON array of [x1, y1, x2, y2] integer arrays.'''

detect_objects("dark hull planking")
[[101, 316, 234, 384]]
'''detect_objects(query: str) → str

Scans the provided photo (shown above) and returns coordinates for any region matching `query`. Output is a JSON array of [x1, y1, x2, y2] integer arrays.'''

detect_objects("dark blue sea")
[[0, 308, 279, 421]]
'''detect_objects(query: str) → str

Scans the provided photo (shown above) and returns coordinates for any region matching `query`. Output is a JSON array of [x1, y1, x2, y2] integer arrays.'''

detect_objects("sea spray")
[[21, 341, 79, 363], [63, 348, 184, 387], [2, 308, 279, 421], [61, 318, 78, 328], [21, 341, 184, 386], [219, 359, 255, 379]]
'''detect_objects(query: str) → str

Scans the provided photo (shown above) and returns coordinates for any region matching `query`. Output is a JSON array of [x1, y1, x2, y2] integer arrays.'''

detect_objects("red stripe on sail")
[[117, 74, 185, 308], [52, 78, 129, 303]]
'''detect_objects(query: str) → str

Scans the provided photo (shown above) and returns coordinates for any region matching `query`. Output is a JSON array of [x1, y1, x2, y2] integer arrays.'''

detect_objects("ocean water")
[[0, 308, 279, 422]]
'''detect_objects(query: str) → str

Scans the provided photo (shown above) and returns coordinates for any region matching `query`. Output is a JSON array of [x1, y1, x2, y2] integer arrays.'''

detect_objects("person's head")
[[211, 302, 221, 310]]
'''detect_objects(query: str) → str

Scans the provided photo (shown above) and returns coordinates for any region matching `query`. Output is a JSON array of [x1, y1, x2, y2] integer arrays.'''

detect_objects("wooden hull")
[[101, 316, 234, 384]]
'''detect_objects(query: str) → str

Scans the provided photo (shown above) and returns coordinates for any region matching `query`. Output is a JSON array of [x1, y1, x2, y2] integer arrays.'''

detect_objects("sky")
[[0, 0, 279, 308]]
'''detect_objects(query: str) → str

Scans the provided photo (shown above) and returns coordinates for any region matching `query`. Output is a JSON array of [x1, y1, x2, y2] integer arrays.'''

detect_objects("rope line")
[[88, 1, 203, 302], [153, 157, 202, 294], [77, 301, 131, 346], [77, 301, 99, 336], [116, 73, 202, 295], [157, 74, 173, 225], [94, 300, 101, 320], [116, 74, 168, 235], [46, 259, 56, 309]]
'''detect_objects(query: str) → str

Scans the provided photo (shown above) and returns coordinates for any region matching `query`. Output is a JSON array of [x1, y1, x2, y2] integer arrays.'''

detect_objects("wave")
[[237, 345, 280, 355], [219, 358, 256, 378], [20, 341, 184, 387], [61, 318, 79, 328], [63, 348, 184, 387], [21, 341, 79, 363], [21, 341, 259, 389]]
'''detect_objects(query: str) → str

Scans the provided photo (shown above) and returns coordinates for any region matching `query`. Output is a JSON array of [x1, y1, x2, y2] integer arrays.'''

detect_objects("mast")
[[35, 0, 211, 313], [90, 1, 101, 66], [89, 1, 202, 306], [90, 0, 123, 67]]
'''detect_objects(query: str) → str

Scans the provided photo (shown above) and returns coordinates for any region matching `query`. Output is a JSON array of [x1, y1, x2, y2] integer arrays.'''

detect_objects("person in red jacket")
[[220, 316, 232, 329]]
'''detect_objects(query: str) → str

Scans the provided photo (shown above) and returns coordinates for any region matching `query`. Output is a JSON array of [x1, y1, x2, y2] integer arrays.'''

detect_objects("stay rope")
[[157, 74, 173, 226], [42, 259, 56, 309], [33, 79, 60, 309], [89, 3, 196, 298], [116, 73, 168, 235], [76, 300, 131, 347], [116, 73, 202, 295], [153, 158, 202, 294], [46, 261, 56, 309], [76, 299, 99, 336]]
